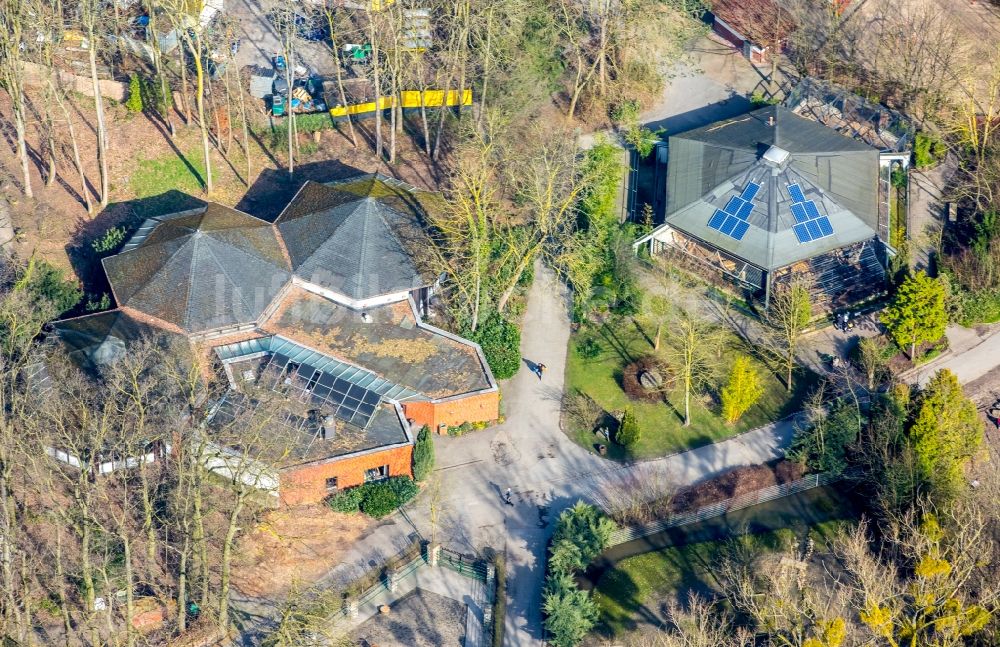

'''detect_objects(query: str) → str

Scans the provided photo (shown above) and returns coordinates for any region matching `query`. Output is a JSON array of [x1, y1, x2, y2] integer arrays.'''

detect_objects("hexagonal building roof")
[[275, 174, 435, 301], [659, 105, 880, 271], [102, 204, 291, 334]]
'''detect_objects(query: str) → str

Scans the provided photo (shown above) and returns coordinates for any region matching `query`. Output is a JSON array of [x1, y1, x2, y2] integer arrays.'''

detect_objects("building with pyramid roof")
[[51, 174, 497, 505], [636, 105, 888, 311]]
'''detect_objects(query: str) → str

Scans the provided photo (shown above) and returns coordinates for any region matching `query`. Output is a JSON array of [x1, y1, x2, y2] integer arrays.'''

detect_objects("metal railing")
[[440, 547, 488, 581], [607, 473, 836, 546]]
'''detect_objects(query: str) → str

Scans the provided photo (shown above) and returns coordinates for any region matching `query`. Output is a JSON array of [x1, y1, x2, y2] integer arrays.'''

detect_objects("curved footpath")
[[317, 261, 804, 646]]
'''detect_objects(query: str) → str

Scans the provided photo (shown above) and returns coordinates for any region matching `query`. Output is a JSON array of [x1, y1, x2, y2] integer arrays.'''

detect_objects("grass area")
[[593, 516, 852, 638], [131, 148, 208, 198], [564, 317, 818, 461], [128, 148, 211, 218]]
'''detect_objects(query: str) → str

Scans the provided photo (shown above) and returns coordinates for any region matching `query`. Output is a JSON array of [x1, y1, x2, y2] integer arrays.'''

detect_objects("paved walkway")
[[907, 323, 1000, 387], [320, 261, 813, 646]]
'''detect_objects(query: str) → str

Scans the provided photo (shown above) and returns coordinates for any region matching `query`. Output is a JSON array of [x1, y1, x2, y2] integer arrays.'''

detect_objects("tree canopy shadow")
[[234, 159, 367, 222]]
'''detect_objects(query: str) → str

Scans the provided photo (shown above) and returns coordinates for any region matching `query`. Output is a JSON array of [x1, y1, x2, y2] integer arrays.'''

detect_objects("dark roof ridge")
[[186, 236, 261, 328]]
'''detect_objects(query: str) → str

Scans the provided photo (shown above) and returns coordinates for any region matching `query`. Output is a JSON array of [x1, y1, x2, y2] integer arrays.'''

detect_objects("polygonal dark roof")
[[655, 105, 880, 270], [103, 204, 291, 334], [275, 175, 433, 301], [52, 309, 186, 372]]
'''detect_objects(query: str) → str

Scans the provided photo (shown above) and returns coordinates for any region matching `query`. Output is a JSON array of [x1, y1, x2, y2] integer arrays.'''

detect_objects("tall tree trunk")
[[178, 45, 191, 124], [54, 85, 94, 215], [176, 534, 189, 632], [11, 96, 33, 199], [235, 68, 252, 186], [216, 494, 245, 633], [372, 31, 383, 160], [56, 530, 72, 647], [189, 41, 213, 193], [87, 38, 110, 207], [327, 10, 358, 149]]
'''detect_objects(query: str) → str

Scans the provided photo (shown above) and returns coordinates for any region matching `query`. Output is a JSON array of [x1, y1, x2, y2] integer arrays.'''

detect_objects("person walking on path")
[[504, 488, 514, 506], [536, 363, 546, 380]]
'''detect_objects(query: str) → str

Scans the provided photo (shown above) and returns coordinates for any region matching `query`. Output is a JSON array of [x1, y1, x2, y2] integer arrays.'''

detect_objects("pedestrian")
[[504, 488, 514, 506], [537, 363, 546, 380]]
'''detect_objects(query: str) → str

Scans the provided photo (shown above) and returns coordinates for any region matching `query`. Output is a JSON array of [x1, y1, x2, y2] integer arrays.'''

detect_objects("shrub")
[[492, 553, 506, 647], [541, 502, 613, 647], [447, 421, 474, 436], [359, 485, 399, 519], [19, 259, 82, 315], [412, 425, 434, 481], [575, 336, 601, 360], [542, 570, 597, 647], [615, 407, 640, 446], [126, 74, 144, 113], [750, 90, 780, 108], [471, 314, 521, 379], [913, 132, 946, 169], [85, 293, 111, 312], [720, 355, 764, 424], [385, 475, 419, 504], [328, 486, 365, 514], [91, 225, 126, 256]]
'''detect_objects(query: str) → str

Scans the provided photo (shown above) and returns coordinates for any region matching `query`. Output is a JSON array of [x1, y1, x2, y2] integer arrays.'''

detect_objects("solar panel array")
[[787, 183, 835, 244], [257, 352, 384, 428], [707, 182, 760, 242]]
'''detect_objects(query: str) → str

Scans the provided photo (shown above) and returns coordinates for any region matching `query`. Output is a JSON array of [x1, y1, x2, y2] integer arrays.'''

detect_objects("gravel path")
[[351, 589, 466, 647]]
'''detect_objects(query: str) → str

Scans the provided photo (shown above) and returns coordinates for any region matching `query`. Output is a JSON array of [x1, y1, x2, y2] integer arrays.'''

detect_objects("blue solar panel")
[[793, 223, 811, 243], [720, 215, 738, 235], [788, 184, 805, 203], [724, 196, 743, 215], [806, 219, 823, 239], [708, 210, 727, 230], [805, 201, 820, 219], [741, 182, 761, 201], [790, 203, 808, 223], [817, 217, 833, 237], [731, 220, 750, 241], [736, 201, 754, 220]]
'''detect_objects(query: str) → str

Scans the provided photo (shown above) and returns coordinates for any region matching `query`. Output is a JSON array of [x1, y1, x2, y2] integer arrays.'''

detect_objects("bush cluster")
[[91, 226, 126, 256], [412, 425, 434, 481], [471, 314, 521, 379], [543, 503, 617, 647], [615, 407, 641, 446], [326, 476, 419, 519]]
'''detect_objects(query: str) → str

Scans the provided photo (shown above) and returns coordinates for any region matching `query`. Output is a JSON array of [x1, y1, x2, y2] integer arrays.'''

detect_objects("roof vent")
[[762, 145, 790, 167], [768, 115, 775, 127], [361, 311, 372, 323], [320, 415, 337, 440]]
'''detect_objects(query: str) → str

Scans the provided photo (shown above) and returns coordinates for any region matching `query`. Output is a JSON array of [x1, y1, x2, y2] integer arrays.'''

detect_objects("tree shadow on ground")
[[234, 159, 367, 222], [65, 190, 207, 301]]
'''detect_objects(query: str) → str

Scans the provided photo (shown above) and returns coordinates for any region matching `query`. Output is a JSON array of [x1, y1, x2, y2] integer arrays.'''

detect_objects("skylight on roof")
[[762, 146, 790, 167]]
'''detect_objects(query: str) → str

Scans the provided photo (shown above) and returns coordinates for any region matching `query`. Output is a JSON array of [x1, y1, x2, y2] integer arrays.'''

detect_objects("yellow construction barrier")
[[330, 89, 472, 119]]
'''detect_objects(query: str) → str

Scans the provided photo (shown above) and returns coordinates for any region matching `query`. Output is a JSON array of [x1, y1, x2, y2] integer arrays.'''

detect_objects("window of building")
[[364, 465, 389, 483], [325, 477, 338, 492]]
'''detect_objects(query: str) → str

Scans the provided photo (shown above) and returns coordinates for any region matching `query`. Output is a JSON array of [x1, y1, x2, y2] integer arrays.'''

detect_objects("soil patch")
[[232, 504, 371, 598]]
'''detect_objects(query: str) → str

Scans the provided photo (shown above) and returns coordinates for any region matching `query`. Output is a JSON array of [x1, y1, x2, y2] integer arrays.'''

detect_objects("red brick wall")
[[402, 391, 500, 434], [712, 17, 745, 51], [279, 445, 413, 505]]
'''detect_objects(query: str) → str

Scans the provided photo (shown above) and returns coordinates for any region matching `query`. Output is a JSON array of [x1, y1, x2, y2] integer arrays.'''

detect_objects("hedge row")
[[327, 476, 419, 519]]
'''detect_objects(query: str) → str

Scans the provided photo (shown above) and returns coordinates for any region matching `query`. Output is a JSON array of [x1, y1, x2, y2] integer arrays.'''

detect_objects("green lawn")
[[564, 317, 817, 460], [592, 518, 851, 638], [128, 149, 210, 218]]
